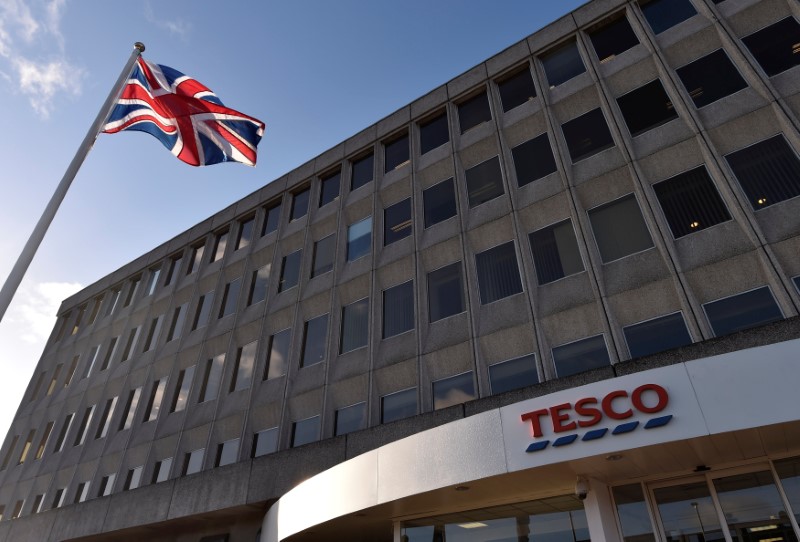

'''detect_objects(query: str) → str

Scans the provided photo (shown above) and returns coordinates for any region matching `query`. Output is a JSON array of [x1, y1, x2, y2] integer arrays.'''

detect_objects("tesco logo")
[[520, 383, 669, 438]]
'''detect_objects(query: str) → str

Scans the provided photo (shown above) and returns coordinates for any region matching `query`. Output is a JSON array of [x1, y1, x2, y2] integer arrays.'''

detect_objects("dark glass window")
[[489, 354, 539, 395], [215, 438, 239, 467], [264, 329, 290, 379], [311, 235, 335, 277], [290, 187, 310, 221], [119, 387, 141, 431], [74, 405, 95, 446], [291, 416, 320, 447], [100, 336, 119, 370], [247, 265, 269, 305], [589, 195, 654, 263], [423, 178, 457, 228], [552, 335, 610, 378], [351, 152, 374, 191], [319, 170, 340, 207], [262, 202, 281, 236], [640, 0, 697, 34], [624, 312, 693, 358], [794, 276, 800, 295], [120, 327, 140, 362], [613, 484, 656, 542], [381, 388, 416, 423], [617, 80, 678, 136], [229, 341, 256, 392], [123, 276, 140, 307], [742, 17, 800, 77], [725, 135, 800, 210], [182, 448, 204, 475], [432, 372, 475, 410], [512, 133, 557, 187], [211, 230, 228, 263], [192, 290, 213, 330], [541, 39, 586, 87], [279, 250, 302, 292], [589, 14, 640, 64], [384, 134, 409, 173], [145, 268, 160, 296], [252, 428, 278, 458], [340, 298, 369, 354], [165, 256, 182, 286], [153, 458, 172, 483], [199, 354, 225, 403], [301, 314, 328, 367], [218, 278, 241, 318], [384, 198, 412, 245], [704, 287, 783, 337], [187, 245, 205, 275], [420, 112, 449, 154], [95, 397, 117, 439], [428, 263, 465, 322], [167, 304, 187, 342], [347, 217, 372, 261], [335, 402, 366, 436], [653, 166, 730, 238], [498, 67, 536, 112], [170, 365, 195, 412], [676, 50, 747, 108], [465, 156, 504, 207], [143, 315, 162, 352], [475, 242, 523, 304], [236, 216, 254, 250], [529, 219, 584, 285], [562, 108, 615, 162], [383, 281, 414, 339], [457, 92, 492, 133], [143, 379, 166, 422]]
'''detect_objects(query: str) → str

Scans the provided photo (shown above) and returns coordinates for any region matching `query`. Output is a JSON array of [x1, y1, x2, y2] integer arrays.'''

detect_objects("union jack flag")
[[103, 57, 265, 167]]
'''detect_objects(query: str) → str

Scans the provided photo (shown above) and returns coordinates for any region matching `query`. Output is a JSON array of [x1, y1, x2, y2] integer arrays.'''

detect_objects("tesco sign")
[[520, 383, 669, 438]]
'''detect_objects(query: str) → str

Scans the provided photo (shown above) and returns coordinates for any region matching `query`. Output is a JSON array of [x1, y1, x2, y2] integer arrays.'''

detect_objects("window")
[[265, 329, 290, 380], [742, 17, 800, 77], [252, 428, 278, 457], [18, 430, 34, 464], [384, 198, 412, 245], [230, 341, 257, 392], [381, 388, 416, 423], [428, 262, 465, 322], [119, 387, 142, 431], [215, 438, 240, 467], [1, 436, 18, 470], [170, 365, 195, 412], [589, 195, 654, 263], [105, 288, 121, 316], [489, 354, 539, 395], [235, 215, 255, 250], [35, 422, 53, 460], [199, 354, 225, 402], [703, 286, 783, 337], [432, 372, 475, 410], [11, 500, 23, 519], [419, 112, 449, 154], [624, 312, 692, 358], [145, 267, 161, 296], [124, 466, 143, 491], [98, 473, 116, 497], [95, 396, 118, 439], [182, 448, 205, 475], [529, 219, 584, 285], [83, 345, 100, 379], [192, 290, 214, 330], [311, 235, 335, 278], [465, 156, 504, 207], [31, 494, 44, 514], [512, 133, 558, 187], [30, 372, 45, 401], [73, 405, 95, 446], [552, 335, 611, 378], [86, 296, 103, 326], [290, 187, 310, 221], [301, 314, 328, 367], [167, 304, 187, 342], [347, 217, 372, 261], [46, 364, 62, 395], [676, 49, 747, 108], [262, 202, 281, 236], [53, 413, 73, 453], [74, 482, 90, 503], [247, 265, 270, 305], [475, 242, 523, 304], [55, 313, 69, 341], [498, 67, 536, 112], [120, 326, 141, 362], [561, 108, 614, 162], [794, 276, 800, 295], [640, 0, 697, 34], [218, 278, 241, 318], [384, 133, 409, 172], [123, 277, 141, 307], [335, 402, 366, 436], [617, 79, 677, 136], [541, 39, 586, 87], [775, 456, 800, 520], [72, 305, 86, 335], [423, 177, 457, 228], [279, 250, 302, 292], [143, 379, 167, 422], [351, 152, 374, 191], [589, 13, 640, 63], [457, 91, 492, 133], [165, 255, 183, 286], [653, 166, 731, 238], [725, 135, 800, 210], [52, 488, 66, 509], [319, 170, 341, 207], [291, 416, 320, 447], [142, 315, 163, 352], [187, 243, 205, 275], [152, 457, 172, 483], [383, 281, 414, 338], [340, 298, 369, 354]]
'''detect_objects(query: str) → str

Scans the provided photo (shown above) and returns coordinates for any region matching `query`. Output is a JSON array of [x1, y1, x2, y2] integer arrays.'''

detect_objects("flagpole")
[[0, 42, 145, 324]]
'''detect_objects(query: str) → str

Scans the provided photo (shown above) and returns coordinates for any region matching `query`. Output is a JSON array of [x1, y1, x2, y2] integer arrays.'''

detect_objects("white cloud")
[[0, 0, 40, 45], [13, 56, 80, 118], [44, 0, 65, 50], [144, 1, 191, 39], [7, 280, 82, 343]]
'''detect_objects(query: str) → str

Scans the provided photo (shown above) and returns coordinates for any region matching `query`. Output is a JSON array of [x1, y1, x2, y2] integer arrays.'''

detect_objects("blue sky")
[[0, 0, 585, 441]]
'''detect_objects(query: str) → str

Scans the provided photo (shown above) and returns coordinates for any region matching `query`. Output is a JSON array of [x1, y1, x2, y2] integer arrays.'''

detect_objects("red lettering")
[[521, 409, 549, 438], [632, 384, 669, 413], [601, 390, 632, 420], [574, 397, 602, 428], [549, 403, 577, 433]]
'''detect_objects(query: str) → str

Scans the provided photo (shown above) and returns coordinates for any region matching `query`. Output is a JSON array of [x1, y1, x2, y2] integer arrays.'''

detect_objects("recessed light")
[[606, 454, 624, 461], [455, 485, 470, 491]]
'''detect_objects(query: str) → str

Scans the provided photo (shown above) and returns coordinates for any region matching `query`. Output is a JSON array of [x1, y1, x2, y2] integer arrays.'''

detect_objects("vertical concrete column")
[[584, 477, 623, 542]]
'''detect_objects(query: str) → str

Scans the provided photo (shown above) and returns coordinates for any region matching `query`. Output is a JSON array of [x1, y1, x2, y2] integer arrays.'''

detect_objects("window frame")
[[587, 193, 655, 264], [622, 310, 693, 359], [702, 285, 784, 338], [551, 333, 611, 378]]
